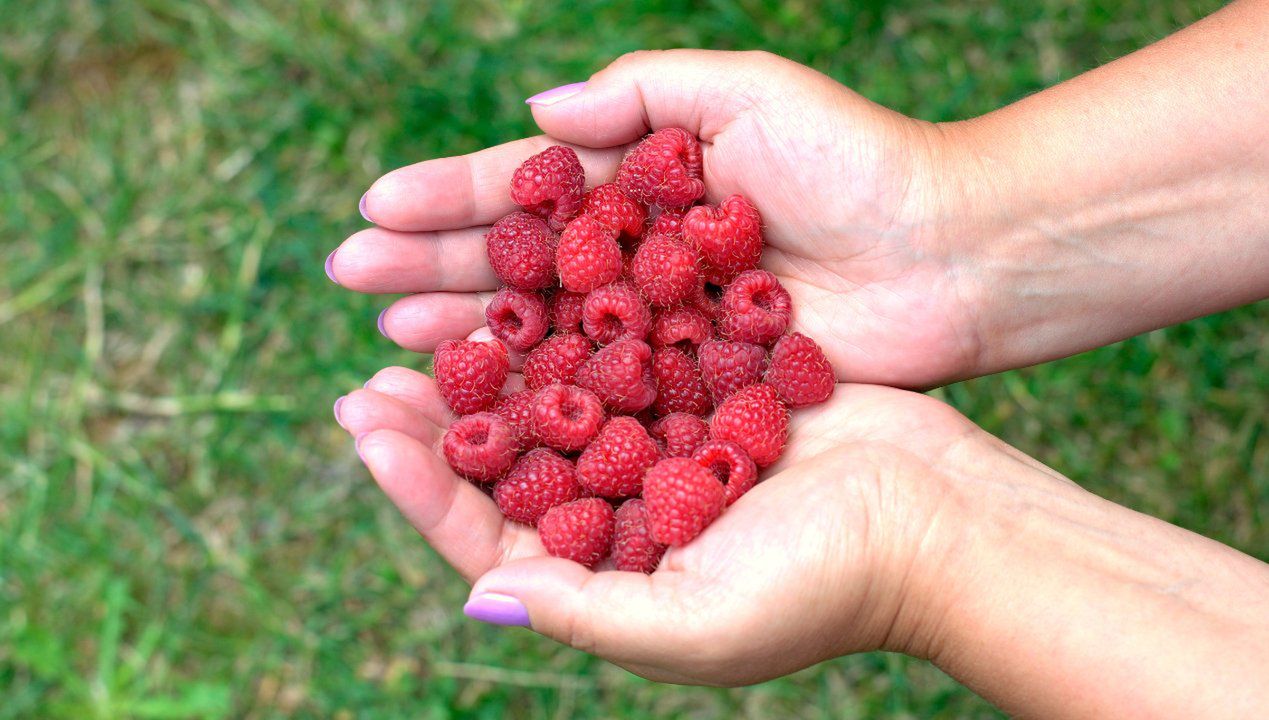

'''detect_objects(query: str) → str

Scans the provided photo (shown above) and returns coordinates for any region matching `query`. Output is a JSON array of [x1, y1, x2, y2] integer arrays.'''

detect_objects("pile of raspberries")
[[436, 127, 834, 573]]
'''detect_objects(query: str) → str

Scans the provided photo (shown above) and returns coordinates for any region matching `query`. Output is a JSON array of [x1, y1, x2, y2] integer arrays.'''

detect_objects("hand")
[[328, 49, 987, 388], [334, 369, 990, 685]]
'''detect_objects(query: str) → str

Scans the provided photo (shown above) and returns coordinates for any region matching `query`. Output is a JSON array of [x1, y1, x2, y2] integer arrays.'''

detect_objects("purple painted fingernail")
[[463, 592, 531, 627], [354, 432, 369, 462], [376, 308, 388, 338], [359, 192, 373, 223], [525, 81, 586, 106], [333, 395, 346, 429], [325, 250, 340, 284]]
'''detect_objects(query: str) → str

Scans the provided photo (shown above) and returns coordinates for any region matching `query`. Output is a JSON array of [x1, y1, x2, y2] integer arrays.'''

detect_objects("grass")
[[1, 0, 1262, 717]]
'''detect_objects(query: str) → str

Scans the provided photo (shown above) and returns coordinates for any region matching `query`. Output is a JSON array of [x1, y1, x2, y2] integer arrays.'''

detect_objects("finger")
[[362, 137, 624, 232], [363, 366, 455, 427], [380, 292, 492, 353], [529, 49, 789, 146], [356, 428, 543, 582], [330, 227, 496, 293], [466, 557, 699, 669], [336, 388, 442, 445]]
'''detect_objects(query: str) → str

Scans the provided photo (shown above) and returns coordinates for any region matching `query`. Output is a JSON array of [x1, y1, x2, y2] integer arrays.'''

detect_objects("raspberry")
[[557, 215, 622, 293], [492, 389, 540, 448], [649, 304, 713, 351], [538, 498, 614, 568], [616, 128, 705, 208], [683, 195, 763, 285], [643, 457, 725, 546], [582, 281, 651, 345], [548, 290, 586, 334], [630, 234, 702, 307], [493, 448, 583, 526], [442, 412, 519, 482], [530, 383, 605, 452], [689, 283, 723, 322], [612, 499, 666, 573], [698, 340, 768, 402], [720, 270, 792, 345], [580, 183, 646, 245], [576, 416, 660, 498], [649, 412, 710, 458], [766, 332, 835, 407], [485, 288, 548, 353], [710, 384, 789, 467], [522, 333, 593, 390], [485, 212, 557, 291], [510, 145, 584, 232], [575, 339, 657, 413], [692, 440, 758, 506], [433, 339, 509, 414], [651, 347, 712, 417], [646, 206, 688, 240]]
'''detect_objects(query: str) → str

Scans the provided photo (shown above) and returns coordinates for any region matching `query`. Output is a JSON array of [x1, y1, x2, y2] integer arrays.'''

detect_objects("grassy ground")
[[2, 0, 1263, 717]]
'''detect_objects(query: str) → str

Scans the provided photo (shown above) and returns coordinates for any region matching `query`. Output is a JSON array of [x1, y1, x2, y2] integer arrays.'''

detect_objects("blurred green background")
[[2, 0, 1264, 717]]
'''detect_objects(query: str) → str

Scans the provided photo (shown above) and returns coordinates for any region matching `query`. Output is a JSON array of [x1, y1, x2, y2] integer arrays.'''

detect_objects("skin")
[[329, 1, 1269, 716]]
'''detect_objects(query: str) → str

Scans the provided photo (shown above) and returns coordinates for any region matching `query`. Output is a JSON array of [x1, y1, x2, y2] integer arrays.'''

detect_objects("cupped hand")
[[328, 49, 988, 388], [334, 369, 1027, 686]]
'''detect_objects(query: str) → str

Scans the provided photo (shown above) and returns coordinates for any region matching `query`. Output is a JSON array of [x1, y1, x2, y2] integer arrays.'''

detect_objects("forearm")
[[942, 0, 1269, 374], [925, 449, 1269, 719]]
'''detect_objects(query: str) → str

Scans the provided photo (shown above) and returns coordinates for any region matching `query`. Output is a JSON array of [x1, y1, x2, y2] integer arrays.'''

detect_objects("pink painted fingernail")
[[325, 250, 340, 284], [359, 192, 372, 223], [333, 395, 346, 429], [376, 308, 388, 338], [463, 592, 531, 627], [526, 82, 586, 106]]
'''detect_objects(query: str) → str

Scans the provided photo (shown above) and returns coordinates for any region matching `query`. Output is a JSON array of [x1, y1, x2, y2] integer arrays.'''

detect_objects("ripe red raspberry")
[[548, 290, 586, 334], [616, 127, 705, 208], [493, 448, 583, 526], [530, 383, 605, 452], [557, 215, 622, 293], [612, 499, 666, 573], [698, 339, 768, 402], [433, 338, 509, 414], [649, 304, 713, 351], [766, 332, 835, 407], [649, 412, 709, 458], [689, 283, 722, 322], [510, 145, 584, 232], [522, 333, 593, 390], [720, 270, 792, 345], [643, 457, 725, 546], [441, 412, 519, 482], [692, 440, 758, 506], [630, 234, 702, 307], [538, 498, 614, 568], [646, 206, 688, 240], [492, 389, 540, 449], [576, 416, 660, 498], [651, 347, 712, 417], [485, 212, 556, 291], [683, 195, 763, 285], [582, 281, 651, 345], [485, 288, 548, 353], [575, 339, 657, 413], [710, 384, 789, 467], [580, 183, 646, 245]]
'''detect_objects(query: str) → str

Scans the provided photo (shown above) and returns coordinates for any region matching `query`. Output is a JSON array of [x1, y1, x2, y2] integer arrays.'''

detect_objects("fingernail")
[[354, 432, 370, 462], [376, 308, 388, 338], [359, 192, 373, 223], [463, 592, 531, 627], [325, 250, 340, 285], [526, 81, 586, 106], [333, 395, 346, 429]]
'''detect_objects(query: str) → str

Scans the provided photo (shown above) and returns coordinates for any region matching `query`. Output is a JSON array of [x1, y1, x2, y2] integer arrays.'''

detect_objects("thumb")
[[462, 556, 698, 671], [527, 49, 788, 147]]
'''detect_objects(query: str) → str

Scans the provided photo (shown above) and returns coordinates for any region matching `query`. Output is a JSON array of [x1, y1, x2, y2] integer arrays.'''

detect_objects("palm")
[[340, 372, 971, 685]]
